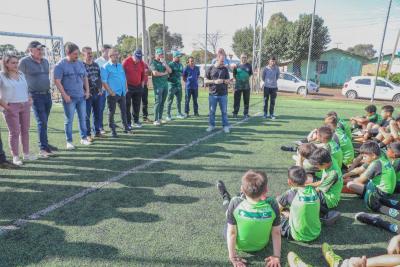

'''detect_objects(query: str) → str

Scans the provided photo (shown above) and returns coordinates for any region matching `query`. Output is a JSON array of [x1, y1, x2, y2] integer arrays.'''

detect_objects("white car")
[[277, 72, 319, 94], [342, 76, 400, 102]]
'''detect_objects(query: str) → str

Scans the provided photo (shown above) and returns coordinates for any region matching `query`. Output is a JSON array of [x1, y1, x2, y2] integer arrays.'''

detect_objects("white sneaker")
[[206, 126, 215, 132], [100, 129, 106, 135], [223, 126, 230, 133], [39, 150, 53, 158], [161, 120, 167, 124], [80, 139, 92, 146], [176, 114, 185, 119], [23, 154, 38, 161], [134, 123, 142, 128], [166, 116, 172, 121], [13, 156, 23, 166], [153, 121, 161, 126], [66, 142, 76, 150]]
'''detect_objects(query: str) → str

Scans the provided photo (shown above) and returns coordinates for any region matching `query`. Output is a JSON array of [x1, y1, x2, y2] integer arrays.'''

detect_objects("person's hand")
[[342, 256, 367, 267], [215, 79, 223, 85], [62, 93, 71, 103], [98, 91, 103, 96], [388, 235, 400, 254], [265, 256, 280, 267], [109, 91, 116, 97], [229, 256, 247, 267], [343, 173, 351, 179], [85, 91, 90, 100]]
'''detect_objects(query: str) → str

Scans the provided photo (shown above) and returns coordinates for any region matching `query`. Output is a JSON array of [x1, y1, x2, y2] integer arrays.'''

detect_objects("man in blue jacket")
[[183, 56, 200, 117]]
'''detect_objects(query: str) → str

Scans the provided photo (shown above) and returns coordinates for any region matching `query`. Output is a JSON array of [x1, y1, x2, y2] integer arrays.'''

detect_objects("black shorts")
[[368, 128, 379, 136], [317, 191, 329, 211], [362, 181, 391, 211], [395, 181, 400, 194], [280, 216, 292, 240]]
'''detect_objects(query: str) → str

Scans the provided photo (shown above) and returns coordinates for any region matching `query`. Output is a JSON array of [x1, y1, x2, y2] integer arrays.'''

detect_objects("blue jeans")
[[62, 96, 87, 142], [208, 94, 229, 127], [86, 94, 101, 136], [185, 88, 199, 114], [31, 92, 52, 150], [98, 92, 106, 130]]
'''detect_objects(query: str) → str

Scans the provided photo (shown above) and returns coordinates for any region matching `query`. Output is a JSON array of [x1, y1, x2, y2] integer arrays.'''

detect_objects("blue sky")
[[0, 0, 399, 57]]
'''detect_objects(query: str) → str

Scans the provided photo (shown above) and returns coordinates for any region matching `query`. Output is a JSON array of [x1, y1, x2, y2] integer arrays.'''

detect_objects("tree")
[[191, 49, 215, 64], [232, 26, 254, 60], [347, 44, 376, 59], [286, 14, 331, 76], [194, 31, 224, 54], [263, 13, 291, 64], [0, 44, 21, 57], [115, 34, 142, 59], [148, 23, 183, 54]]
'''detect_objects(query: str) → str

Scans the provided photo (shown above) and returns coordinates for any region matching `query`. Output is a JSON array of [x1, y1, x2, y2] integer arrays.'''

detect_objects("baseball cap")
[[134, 49, 142, 59], [28, 41, 46, 49], [155, 48, 164, 55], [172, 51, 182, 58]]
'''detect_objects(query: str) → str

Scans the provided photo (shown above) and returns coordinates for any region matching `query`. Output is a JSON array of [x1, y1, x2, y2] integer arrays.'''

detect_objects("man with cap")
[[19, 41, 58, 158], [150, 48, 171, 126], [166, 51, 185, 121], [123, 49, 145, 128], [232, 53, 253, 118]]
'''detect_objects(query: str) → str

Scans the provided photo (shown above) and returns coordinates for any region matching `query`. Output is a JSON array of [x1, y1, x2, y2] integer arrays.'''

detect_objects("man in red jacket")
[[123, 49, 145, 129]]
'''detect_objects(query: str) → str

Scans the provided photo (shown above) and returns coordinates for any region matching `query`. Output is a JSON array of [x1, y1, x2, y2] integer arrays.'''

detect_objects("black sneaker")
[[355, 212, 381, 226], [0, 160, 18, 169], [194, 113, 200, 117], [243, 114, 250, 119], [321, 210, 341, 226], [48, 144, 58, 151], [216, 180, 231, 205], [232, 114, 238, 118], [280, 146, 297, 152], [111, 130, 118, 138]]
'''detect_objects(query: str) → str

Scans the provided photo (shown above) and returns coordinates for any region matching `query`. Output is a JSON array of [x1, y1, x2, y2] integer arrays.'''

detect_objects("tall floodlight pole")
[[93, 0, 104, 56], [136, 0, 139, 49], [141, 0, 148, 63], [371, 0, 392, 102], [205, 0, 209, 71], [304, 0, 316, 97], [386, 28, 400, 80], [251, 0, 265, 93], [46, 0, 55, 60], [163, 0, 166, 53]]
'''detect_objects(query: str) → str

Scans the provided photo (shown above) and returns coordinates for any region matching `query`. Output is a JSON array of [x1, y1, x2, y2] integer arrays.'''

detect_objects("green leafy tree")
[[190, 49, 214, 64], [148, 23, 183, 55], [285, 14, 330, 76], [347, 44, 376, 59], [0, 44, 22, 57], [232, 25, 255, 60], [115, 34, 142, 59], [263, 13, 291, 64]]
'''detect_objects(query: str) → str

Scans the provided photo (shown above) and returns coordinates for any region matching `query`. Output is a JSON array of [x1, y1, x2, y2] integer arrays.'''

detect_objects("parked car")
[[197, 64, 213, 87], [260, 72, 319, 94], [342, 76, 400, 102]]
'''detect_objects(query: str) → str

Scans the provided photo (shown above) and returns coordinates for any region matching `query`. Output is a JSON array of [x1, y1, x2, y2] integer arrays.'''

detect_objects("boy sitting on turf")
[[327, 111, 352, 140], [217, 170, 281, 267], [350, 104, 382, 133], [317, 126, 344, 168], [387, 142, 400, 193], [294, 143, 319, 176], [307, 148, 343, 219], [325, 116, 355, 167], [379, 115, 400, 146], [345, 141, 396, 211], [277, 166, 321, 242]]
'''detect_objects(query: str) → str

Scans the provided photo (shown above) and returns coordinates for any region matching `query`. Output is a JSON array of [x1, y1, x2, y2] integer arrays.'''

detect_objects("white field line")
[[0, 112, 262, 235]]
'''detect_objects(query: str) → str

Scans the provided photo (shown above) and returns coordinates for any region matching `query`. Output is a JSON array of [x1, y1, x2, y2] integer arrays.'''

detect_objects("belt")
[[30, 91, 50, 95]]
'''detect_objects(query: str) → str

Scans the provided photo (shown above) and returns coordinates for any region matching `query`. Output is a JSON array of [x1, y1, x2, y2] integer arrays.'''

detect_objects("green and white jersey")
[[318, 160, 343, 208], [338, 117, 352, 139], [335, 128, 355, 166], [227, 196, 280, 252], [368, 113, 383, 124], [392, 158, 400, 182], [278, 186, 321, 242], [168, 61, 183, 89], [322, 139, 343, 168], [363, 155, 396, 194], [150, 59, 168, 88]]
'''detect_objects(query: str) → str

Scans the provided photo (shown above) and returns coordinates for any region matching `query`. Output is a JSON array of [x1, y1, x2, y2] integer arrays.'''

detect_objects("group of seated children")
[[216, 104, 400, 267]]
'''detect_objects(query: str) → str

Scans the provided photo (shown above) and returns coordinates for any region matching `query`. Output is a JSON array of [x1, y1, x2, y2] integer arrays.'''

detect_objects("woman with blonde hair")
[[0, 54, 36, 165]]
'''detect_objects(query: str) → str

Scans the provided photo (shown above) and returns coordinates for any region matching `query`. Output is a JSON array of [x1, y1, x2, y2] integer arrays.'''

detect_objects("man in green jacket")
[[150, 48, 171, 126], [166, 51, 185, 120]]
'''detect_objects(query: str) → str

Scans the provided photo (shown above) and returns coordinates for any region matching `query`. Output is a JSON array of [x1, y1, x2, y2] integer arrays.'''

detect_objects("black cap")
[[28, 41, 46, 49]]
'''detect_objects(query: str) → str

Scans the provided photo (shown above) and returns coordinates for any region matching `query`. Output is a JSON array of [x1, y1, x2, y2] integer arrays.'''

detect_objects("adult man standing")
[[123, 49, 145, 129], [150, 48, 171, 126], [232, 54, 252, 119], [19, 41, 57, 157], [101, 48, 130, 137], [262, 56, 280, 120], [205, 53, 231, 133], [142, 61, 151, 123], [166, 51, 185, 121], [183, 56, 200, 117], [95, 44, 112, 134], [54, 42, 92, 150], [82, 46, 103, 140]]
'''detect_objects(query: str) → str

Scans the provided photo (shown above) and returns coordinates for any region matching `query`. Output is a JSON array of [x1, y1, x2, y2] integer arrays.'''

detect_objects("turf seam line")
[[0, 112, 262, 236]]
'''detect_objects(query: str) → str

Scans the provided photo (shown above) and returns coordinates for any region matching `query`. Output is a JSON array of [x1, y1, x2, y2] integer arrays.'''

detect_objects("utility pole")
[[386, 28, 400, 80], [372, 0, 392, 102], [251, 0, 265, 93], [46, 0, 55, 60], [163, 0, 166, 53], [304, 0, 317, 97], [135, 0, 139, 49], [93, 0, 104, 56], [141, 0, 148, 63], [205, 0, 209, 69]]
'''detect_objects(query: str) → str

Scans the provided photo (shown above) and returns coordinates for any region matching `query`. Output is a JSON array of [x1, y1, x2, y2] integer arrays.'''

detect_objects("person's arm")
[[182, 67, 187, 82], [307, 180, 323, 187], [353, 163, 376, 184], [0, 98, 9, 110], [343, 166, 367, 179], [54, 79, 71, 103], [151, 62, 168, 77], [227, 224, 247, 267], [204, 66, 216, 85], [390, 120, 400, 140], [164, 61, 172, 74], [83, 76, 90, 99], [141, 64, 145, 88], [100, 66, 115, 96], [262, 68, 266, 82], [265, 226, 281, 267]]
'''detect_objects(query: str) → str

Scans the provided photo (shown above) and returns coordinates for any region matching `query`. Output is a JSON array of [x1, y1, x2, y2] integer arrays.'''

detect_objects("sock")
[[376, 217, 400, 234], [380, 205, 400, 221]]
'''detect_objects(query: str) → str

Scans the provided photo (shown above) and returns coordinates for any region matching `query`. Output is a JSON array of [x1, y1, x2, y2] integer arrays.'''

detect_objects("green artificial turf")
[[0, 90, 396, 266]]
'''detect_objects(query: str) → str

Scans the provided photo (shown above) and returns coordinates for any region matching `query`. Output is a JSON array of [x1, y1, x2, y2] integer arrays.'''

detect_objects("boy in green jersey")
[[217, 170, 282, 267], [325, 116, 355, 167], [386, 142, 400, 193], [278, 166, 321, 242], [356, 105, 394, 143], [345, 141, 396, 211], [350, 104, 382, 133], [317, 126, 343, 168], [326, 111, 352, 140]]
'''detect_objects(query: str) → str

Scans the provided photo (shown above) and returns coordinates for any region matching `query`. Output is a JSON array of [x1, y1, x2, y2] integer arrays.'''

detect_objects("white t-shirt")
[[0, 72, 29, 104]]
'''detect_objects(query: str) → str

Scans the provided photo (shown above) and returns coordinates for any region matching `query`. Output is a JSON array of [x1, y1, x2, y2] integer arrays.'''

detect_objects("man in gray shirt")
[[262, 56, 280, 120], [19, 41, 57, 158]]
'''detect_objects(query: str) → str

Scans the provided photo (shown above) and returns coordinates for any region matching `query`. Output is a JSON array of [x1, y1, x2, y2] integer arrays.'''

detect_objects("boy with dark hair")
[[308, 148, 343, 213], [327, 111, 352, 139], [345, 141, 396, 212], [317, 126, 343, 168], [325, 116, 355, 167], [350, 104, 382, 132], [387, 142, 400, 193], [216, 171, 282, 267], [295, 143, 318, 173], [356, 105, 394, 143], [277, 166, 321, 242]]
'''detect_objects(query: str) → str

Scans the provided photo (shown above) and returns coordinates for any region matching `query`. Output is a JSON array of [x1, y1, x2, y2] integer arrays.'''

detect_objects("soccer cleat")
[[100, 129, 106, 135], [95, 133, 106, 138], [194, 113, 200, 117], [287, 252, 312, 267], [243, 114, 250, 119], [87, 136, 94, 143], [206, 126, 215, 132], [355, 212, 381, 226], [216, 180, 231, 206], [12, 156, 23, 166], [322, 243, 342, 267], [271, 114, 277, 120], [320, 210, 341, 226], [281, 146, 297, 152], [223, 126, 230, 133]]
